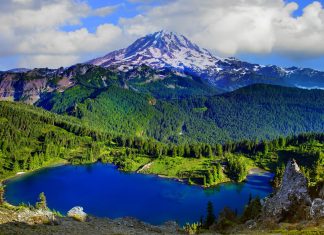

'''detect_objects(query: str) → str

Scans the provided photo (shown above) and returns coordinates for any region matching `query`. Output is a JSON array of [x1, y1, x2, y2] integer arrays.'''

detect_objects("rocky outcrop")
[[0, 67, 77, 104], [0, 206, 182, 235], [263, 159, 311, 222], [67, 206, 87, 222], [310, 198, 324, 219], [16, 208, 57, 225]]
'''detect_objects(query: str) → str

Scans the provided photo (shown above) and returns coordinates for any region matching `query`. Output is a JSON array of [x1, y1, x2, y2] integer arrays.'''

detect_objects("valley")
[[1, 64, 324, 144], [0, 100, 322, 188], [0, 30, 323, 234]]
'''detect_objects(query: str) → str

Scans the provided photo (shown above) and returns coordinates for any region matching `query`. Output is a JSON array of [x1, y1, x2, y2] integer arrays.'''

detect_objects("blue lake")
[[4, 163, 273, 225]]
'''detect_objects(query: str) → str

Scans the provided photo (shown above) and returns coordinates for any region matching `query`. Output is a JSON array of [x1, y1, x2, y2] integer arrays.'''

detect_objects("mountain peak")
[[151, 30, 186, 40], [88, 30, 220, 72], [87, 31, 324, 91], [124, 30, 208, 57]]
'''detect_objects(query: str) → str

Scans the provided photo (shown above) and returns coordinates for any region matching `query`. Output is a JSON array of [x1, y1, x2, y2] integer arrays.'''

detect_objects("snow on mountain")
[[89, 30, 223, 72], [88, 30, 324, 91]]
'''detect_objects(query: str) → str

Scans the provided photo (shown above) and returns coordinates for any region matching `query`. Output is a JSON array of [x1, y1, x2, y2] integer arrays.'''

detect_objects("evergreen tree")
[[12, 160, 20, 172], [215, 163, 224, 181], [207, 170, 214, 185], [279, 137, 286, 148], [36, 192, 47, 210], [241, 197, 262, 222], [204, 145, 212, 158], [203, 175, 207, 186], [216, 144, 223, 156]]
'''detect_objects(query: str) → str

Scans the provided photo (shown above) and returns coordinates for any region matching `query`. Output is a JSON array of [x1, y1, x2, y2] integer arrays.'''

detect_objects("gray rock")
[[310, 198, 324, 219], [17, 208, 56, 225], [67, 206, 87, 222], [263, 159, 311, 221], [245, 219, 257, 229]]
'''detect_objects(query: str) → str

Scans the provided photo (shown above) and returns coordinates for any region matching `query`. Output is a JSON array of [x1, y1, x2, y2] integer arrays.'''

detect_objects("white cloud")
[[93, 5, 121, 17], [0, 0, 125, 68], [120, 0, 324, 58], [1, 0, 324, 69]]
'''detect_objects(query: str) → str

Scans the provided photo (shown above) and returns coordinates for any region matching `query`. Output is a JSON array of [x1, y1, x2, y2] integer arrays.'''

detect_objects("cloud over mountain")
[[1, 0, 324, 69], [121, 0, 324, 58], [0, 0, 123, 68]]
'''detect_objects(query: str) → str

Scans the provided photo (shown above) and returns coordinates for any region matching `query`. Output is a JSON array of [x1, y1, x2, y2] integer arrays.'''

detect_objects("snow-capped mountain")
[[89, 30, 324, 91], [90, 30, 222, 73]]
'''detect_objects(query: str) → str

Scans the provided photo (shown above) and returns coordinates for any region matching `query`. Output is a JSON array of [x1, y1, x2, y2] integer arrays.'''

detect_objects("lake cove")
[[4, 163, 273, 225]]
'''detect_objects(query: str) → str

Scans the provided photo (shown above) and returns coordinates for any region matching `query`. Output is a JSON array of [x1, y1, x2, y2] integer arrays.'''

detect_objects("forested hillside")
[[2, 63, 324, 144], [178, 84, 324, 142], [0, 101, 106, 179], [36, 83, 324, 144], [0, 101, 322, 188]]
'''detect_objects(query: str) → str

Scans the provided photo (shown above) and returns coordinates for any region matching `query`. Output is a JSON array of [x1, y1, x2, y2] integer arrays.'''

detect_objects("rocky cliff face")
[[0, 73, 50, 104], [263, 159, 312, 222], [0, 67, 77, 104]]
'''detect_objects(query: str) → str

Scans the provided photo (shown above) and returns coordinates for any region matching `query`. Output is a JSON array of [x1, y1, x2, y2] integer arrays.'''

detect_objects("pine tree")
[[216, 144, 223, 156], [203, 175, 207, 186], [204, 145, 212, 158], [36, 192, 47, 210], [207, 170, 214, 185], [12, 160, 20, 172], [263, 142, 269, 154], [215, 163, 224, 181], [279, 137, 286, 148]]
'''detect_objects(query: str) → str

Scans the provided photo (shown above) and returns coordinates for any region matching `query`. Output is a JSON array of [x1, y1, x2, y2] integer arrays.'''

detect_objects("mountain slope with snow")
[[89, 31, 222, 72], [88, 31, 324, 91]]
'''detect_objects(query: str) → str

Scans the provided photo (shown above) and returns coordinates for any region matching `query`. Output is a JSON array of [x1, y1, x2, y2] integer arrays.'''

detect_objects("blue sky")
[[0, 0, 324, 70], [238, 0, 324, 70], [78, 0, 324, 70]]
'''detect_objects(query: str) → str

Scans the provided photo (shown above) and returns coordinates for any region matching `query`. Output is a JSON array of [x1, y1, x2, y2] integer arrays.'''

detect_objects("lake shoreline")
[[150, 166, 271, 187], [1, 160, 69, 185], [4, 162, 274, 226], [2, 159, 272, 190]]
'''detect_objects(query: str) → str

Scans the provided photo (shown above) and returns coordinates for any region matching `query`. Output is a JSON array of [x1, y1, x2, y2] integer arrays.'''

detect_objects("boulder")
[[263, 159, 311, 222], [67, 206, 87, 222], [310, 198, 324, 219]]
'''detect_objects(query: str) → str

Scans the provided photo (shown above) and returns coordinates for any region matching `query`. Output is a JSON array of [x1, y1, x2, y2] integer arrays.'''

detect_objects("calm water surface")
[[5, 163, 273, 225]]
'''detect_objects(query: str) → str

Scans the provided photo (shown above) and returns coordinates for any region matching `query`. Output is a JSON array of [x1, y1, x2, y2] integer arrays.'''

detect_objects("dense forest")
[[35, 79, 324, 144], [0, 101, 322, 188], [2, 65, 324, 144], [1, 67, 323, 185]]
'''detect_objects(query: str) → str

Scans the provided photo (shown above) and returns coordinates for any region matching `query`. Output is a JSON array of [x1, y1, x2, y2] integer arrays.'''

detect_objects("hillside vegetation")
[[0, 101, 322, 188], [2, 64, 324, 144], [37, 81, 324, 144]]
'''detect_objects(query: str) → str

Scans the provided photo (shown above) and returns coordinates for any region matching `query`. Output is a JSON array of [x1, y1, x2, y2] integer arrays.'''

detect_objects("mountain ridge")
[[88, 31, 324, 91]]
